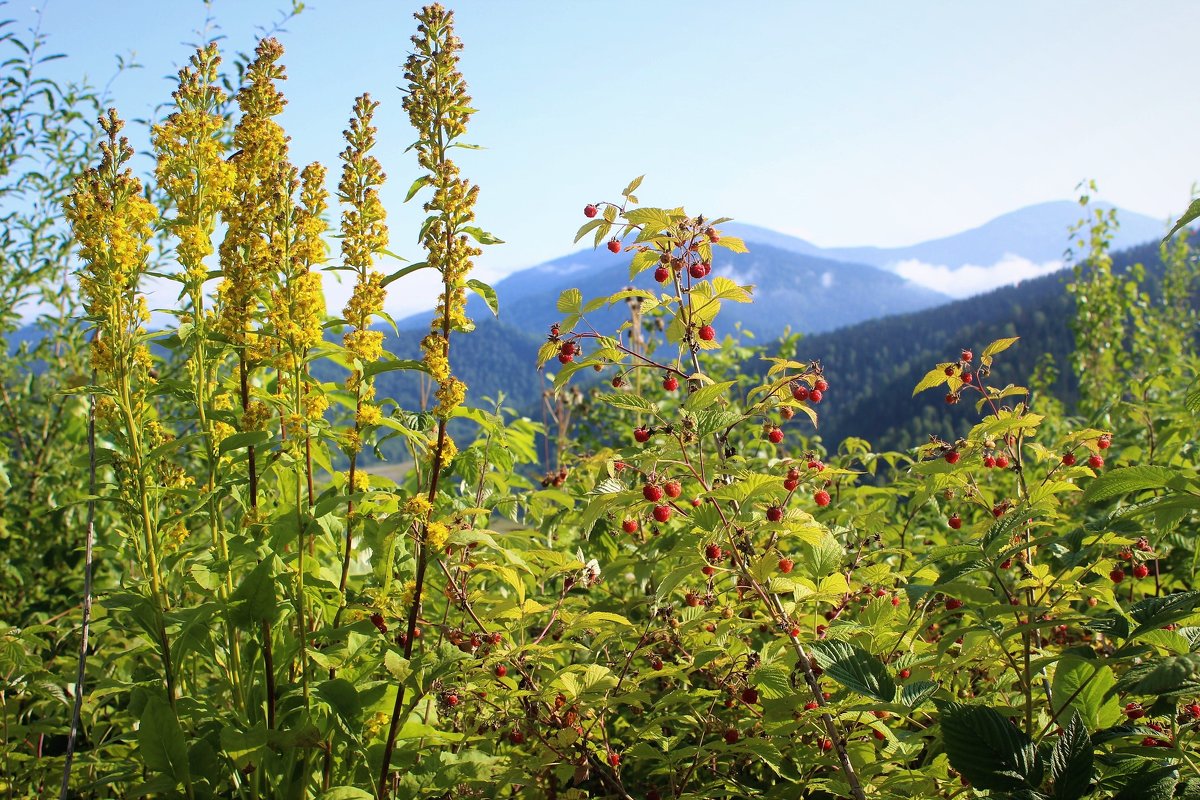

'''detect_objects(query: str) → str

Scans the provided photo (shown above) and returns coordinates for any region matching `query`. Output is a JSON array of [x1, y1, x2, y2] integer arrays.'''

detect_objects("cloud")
[[820, 271, 834, 289], [891, 253, 1065, 298]]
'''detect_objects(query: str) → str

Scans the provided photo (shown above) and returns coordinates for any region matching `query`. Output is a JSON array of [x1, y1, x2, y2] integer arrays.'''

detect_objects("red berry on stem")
[[653, 504, 672, 523], [1098, 434, 1111, 449], [945, 451, 960, 464], [724, 728, 739, 744], [793, 384, 809, 402], [634, 426, 650, 443], [948, 513, 962, 530], [778, 557, 794, 574], [607, 239, 621, 254], [994, 454, 1010, 469], [768, 427, 784, 444], [689, 263, 705, 279], [654, 266, 670, 283], [584, 204, 598, 218], [509, 730, 525, 744], [705, 543, 722, 561], [945, 597, 963, 611], [643, 484, 663, 502], [813, 378, 828, 393], [820, 737, 834, 752], [741, 687, 759, 704], [814, 489, 831, 507], [664, 479, 682, 498], [698, 324, 716, 341], [983, 455, 996, 468], [961, 349, 973, 362], [1110, 567, 1125, 584], [622, 518, 638, 534], [495, 664, 508, 677], [809, 389, 823, 403], [1062, 452, 1076, 466], [1133, 563, 1149, 579], [607, 751, 620, 767], [1089, 454, 1104, 470], [663, 375, 678, 391], [899, 668, 911, 679], [766, 505, 783, 522]]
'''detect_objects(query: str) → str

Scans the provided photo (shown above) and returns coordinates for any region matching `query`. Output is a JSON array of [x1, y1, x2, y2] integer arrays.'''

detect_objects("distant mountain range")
[[399, 200, 1168, 339]]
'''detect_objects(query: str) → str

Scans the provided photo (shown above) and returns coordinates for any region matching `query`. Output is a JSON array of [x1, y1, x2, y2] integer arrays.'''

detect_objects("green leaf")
[[1129, 590, 1200, 637], [1052, 656, 1122, 731], [981, 337, 1019, 359], [218, 430, 271, 456], [460, 225, 504, 245], [1125, 652, 1200, 696], [556, 288, 582, 314], [318, 679, 362, 723], [317, 789, 375, 800], [228, 558, 279, 628], [912, 364, 953, 396], [939, 702, 1043, 794], [466, 279, 499, 316], [598, 393, 656, 414], [683, 381, 734, 412], [713, 235, 748, 254], [404, 174, 430, 202], [1082, 465, 1177, 504], [1050, 712, 1092, 800], [1112, 764, 1179, 800], [900, 680, 938, 709], [621, 175, 644, 197], [809, 639, 896, 702], [628, 250, 660, 279], [381, 260, 429, 287], [220, 723, 269, 770], [1163, 197, 1200, 242], [139, 695, 191, 786]]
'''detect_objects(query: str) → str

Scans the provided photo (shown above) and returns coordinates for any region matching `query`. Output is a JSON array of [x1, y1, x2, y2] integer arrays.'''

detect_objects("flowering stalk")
[[64, 110, 176, 705], [218, 37, 290, 515], [336, 92, 389, 608], [379, 5, 484, 795], [150, 42, 242, 707]]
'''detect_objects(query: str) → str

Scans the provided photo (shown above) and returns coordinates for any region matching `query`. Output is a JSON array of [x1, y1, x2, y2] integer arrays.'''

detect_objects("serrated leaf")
[[556, 288, 582, 314], [1126, 652, 1200, 696], [901, 680, 938, 709], [810, 639, 896, 702], [1082, 465, 1177, 504], [1050, 711, 1092, 800], [913, 364, 953, 396], [683, 381, 734, 412], [982, 337, 1020, 359], [622, 175, 644, 197], [713, 235, 748, 254], [598, 393, 656, 414], [1052, 656, 1122, 730], [629, 250, 660, 279], [939, 702, 1043, 793], [710, 276, 752, 302]]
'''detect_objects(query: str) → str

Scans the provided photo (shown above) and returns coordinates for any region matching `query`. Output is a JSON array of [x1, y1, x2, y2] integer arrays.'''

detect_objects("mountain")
[[403, 242, 951, 341], [723, 202, 1166, 298]]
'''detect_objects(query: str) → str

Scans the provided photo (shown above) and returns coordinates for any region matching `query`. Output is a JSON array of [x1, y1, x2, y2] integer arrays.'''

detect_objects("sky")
[[12, 0, 1199, 318]]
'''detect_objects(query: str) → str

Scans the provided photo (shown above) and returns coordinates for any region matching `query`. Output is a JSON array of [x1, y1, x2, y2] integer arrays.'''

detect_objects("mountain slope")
[[403, 242, 951, 341]]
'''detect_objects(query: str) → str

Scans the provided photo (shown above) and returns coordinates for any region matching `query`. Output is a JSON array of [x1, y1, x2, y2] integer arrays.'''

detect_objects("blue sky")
[[14, 0, 1199, 317]]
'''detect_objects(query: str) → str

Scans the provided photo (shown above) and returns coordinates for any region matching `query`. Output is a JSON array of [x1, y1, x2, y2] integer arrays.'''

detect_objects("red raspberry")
[[1125, 702, 1144, 719], [698, 324, 715, 341], [724, 728, 739, 744], [766, 505, 783, 522], [584, 204, 598, 218], [1133, 563, 1149, 579], [809, 389, 823, 403], [664, 479, 682, 498], [643, 484, 663, 502], [1062, 452, 1076, 466], [813, 378, 828, 392], [1089, 455, 1104, 470], [663, 375, 678, 391], [634, 426, 650, 443], [654, 266, 670, 283], [792, 384, 809, 402], [961, 349, 973, 362], [653, 504, 672, 523], [983, 455, 996, 468], [1098, 434, 1111, 449], [804, 701, 819, 711], [778, 557, 794, 574], [768, 427, 784, 444], [820, 737, 833, 752], [607, 751, 620, 767], [945, 451, 960, 464], [898, 668, 911, 679], [1110, 567, 1125, 584], [495, 664, 508, 677], [705, 543, 722, 561], [783, 478, 799, 492], [689, 263, 705, 279], [370, 612, 387, 633], [948, 514, 962, 530], [741, 687, 759, 704], [994, 454, 1010, 469], [607, 239, 621, 254], [814, 489, 831, 507], [945, 597, 963, 611], [621, 519, 638, 534]]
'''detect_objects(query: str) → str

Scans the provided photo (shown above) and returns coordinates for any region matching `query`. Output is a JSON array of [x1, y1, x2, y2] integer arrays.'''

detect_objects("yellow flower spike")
[[425, 522, 450, 551]]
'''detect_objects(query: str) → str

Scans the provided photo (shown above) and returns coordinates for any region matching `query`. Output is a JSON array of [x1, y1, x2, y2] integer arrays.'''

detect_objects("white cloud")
[[713, 261, 757, 285], [820, 271, 834, 289], [891, 253, 1065, 298]]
